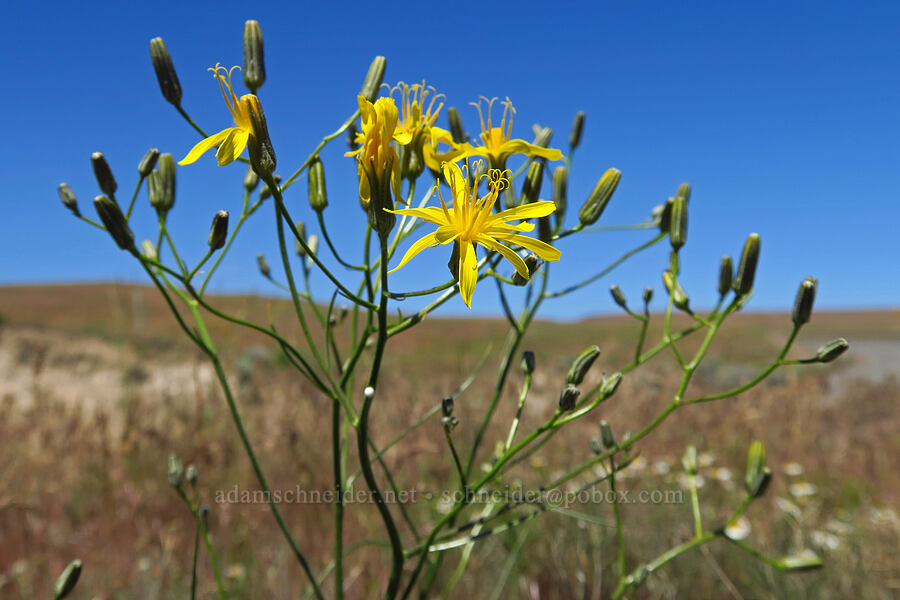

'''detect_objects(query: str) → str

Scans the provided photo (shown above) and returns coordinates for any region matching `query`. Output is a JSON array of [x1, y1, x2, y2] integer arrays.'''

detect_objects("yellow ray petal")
[[458, 240, 478, 309], [387, 206, 451, 225], [388, 232, 440, 274], [475, 234, 529, 279], [215, 127, 250, 166], [495, 233, 561, 262], [491, 200, 556, 223], [496, 140, 564, 162], [179, 129, 232, 165]]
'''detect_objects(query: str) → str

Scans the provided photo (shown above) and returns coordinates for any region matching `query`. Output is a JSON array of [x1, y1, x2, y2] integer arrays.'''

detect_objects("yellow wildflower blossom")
[[387, 159, 561, 308], [345, 95, 402, 205], [461, 97, 564, 171], [390, 81, 451, 149], [179, 64, 259, 166]]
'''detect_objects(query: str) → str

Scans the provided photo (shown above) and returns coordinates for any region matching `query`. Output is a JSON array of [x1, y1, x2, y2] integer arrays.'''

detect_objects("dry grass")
[[0, 284, 898, 598]]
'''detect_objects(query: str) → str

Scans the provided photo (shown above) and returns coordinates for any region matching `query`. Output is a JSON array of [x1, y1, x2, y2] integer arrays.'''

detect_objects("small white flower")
[[712, 467, 733, 482], [724, 516, 752, 540], [783, 461, 805, 477], [652, 460, 671, 475], [811, 530, 840, 551], [697, 452, 716, 468], [775, 496, 803, 519], [826, 519, 852, 535], [789, 482, 818, 498]]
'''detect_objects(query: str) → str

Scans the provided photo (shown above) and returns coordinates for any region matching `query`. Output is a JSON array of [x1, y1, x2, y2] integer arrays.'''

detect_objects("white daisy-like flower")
[[724, 516, 752, 540], [789, 482, 818, 498], [697, 452, 716, 468], [711, 467, 733, 482], [652, 460, 671, 475], [811, 530, 840, 551], [783, 462, 805, 477]]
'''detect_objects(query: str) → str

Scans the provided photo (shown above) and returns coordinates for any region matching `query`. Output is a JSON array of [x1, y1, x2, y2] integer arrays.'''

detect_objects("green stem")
[[332, 399, 344, 600]]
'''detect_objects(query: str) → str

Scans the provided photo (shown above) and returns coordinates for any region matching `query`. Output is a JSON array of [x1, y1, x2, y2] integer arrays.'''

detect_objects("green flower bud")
[[558, 385, 580, 411], [599, 420, 616, 449], [521, 350, 536, 374], [552, 166, 567, 226], [642, 287, 653, 305], [718, 255, 733, 297], [569, 111, 585, 150], [579, 168, 621, 226], [243, 166, 259, 192], [532, 126, 553, 148], [52, 559, 82, 600], [360, 56, 387, 103], [447, 106, 468, 143], [441, 396, 454, 417], [149, 37, 182, 106], [294, 222, 308, 257], [777, 552, 823, 572], [502, 186, 516, 210], [669, 193, 688, 251], [682, 445, 698, 475], [244, 95, 276, 175], [167, 453, 183, 488], [308, 155, 328, 212], [91, 152, 117, 197], [748, 466, 773, 498], [442, 415, 459, 434], [601, 372, 623, 397], [519, 161, 544, 205], [259, 174, 282, 201], [208, 210, 229, 251], [566, 345, 601, 386], [306, 234, 319, 267], [663, 269, 690, 312], [590, 438, 603, 455], [148, 153, 176, 215], [610, 285, 627, 310], [538, 215, 553, 245], [141, 240, 157, 260], [816, 338, 849, 363], [57, 183, 80, 216], [792, 276, 818, 326], [137, 148, 160, 178], [185, 464, 198, 485], [93, 195, 133, 250], [512, 253, 541, 286], [675, 182, 691, 204], [257, 253, 271, 277], [744, 440, 766, 495], [732, 233, 761, 297], [347, 121, 360, 150], [242, 20, 266, 93]]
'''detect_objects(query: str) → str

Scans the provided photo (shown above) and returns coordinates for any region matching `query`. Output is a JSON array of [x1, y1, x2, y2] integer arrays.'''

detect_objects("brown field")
[[1, 283, 898, 599]]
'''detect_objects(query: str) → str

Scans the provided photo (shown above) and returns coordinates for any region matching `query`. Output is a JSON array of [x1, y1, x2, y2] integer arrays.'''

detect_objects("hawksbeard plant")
[[56, 20, 848, 599]]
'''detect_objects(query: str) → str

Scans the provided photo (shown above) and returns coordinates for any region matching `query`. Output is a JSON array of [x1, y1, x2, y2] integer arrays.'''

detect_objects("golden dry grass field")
[[1, 284, 898, 598]]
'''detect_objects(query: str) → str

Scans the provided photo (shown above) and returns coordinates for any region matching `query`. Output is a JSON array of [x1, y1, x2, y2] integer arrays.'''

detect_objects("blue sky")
[[3, 1, 898, 318]]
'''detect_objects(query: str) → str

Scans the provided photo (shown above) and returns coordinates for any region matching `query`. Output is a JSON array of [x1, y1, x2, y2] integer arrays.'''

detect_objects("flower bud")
[[816, 338, 849, 363], [259, 174, 282, 201], [663, 269, 690, 312], [744, 440, 766, 495], [777, 552, 823, 572], [642, 287, 653, 305], [521, 350, 536, 374], [53, 559, 82, 600], [532, 126, 553, 148], [442, 415, 459, 434], [512, 253, 541, 286], [748, 466, 772, 498], [137, 148, 160, 178], [792, 276, 818, 326], [294, 222, 308, 257], [569, 111, 585, 150], [306, 234, 319, 267], [682, 445, 698, 475], [242, 20, 266, 93], [502, 186, 516, 210], [57, 183, 80, 216], [208, 210, 229, 251], [579, 168, 620, 226], [552, 166, 567, 226], [609, 285, 627, 310], [675, 182, 691, 204], [167, 453, 183, 488], [347, 121, 360, 150], [538, 215, 553, 245], [601, 372, 623, 397], [519, 161, 544, 205], [244, 95, 276, 175], [656, 198, 674, 232], [243, 166, 259, 192], [590, 439, 603, 455], [441, 396, 454, 417], [141, 240, 157, 260], [359, 56, 386, 103], [148, 153, 176, 215], [669, 193, 687, 251], [185, 464, 198, 485], [718, 255, 733, 297], [599, 420, 616, 449], [93, 195, 133, 250], [257, 253, 271, 277], [91, 152, 117, 197], [566, 345, 601, 386], [732, 233, 761, 297], [558, 385, 580, 411], [149, 37, 182, 106], [308, 155, 329, 212], [447, 106, 468, 143]]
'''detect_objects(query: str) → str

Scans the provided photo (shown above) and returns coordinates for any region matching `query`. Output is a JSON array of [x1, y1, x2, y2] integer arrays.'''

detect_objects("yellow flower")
[[345, 95, 402, 205], [387, 159, 561, 308], [179, 64, 258, 166], [460, 97, 564, 171], [390, 80, 451, 149]]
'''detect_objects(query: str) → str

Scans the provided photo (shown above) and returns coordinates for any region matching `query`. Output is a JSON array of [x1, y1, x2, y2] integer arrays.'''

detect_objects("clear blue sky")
[[3, 1, 898, 318]]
